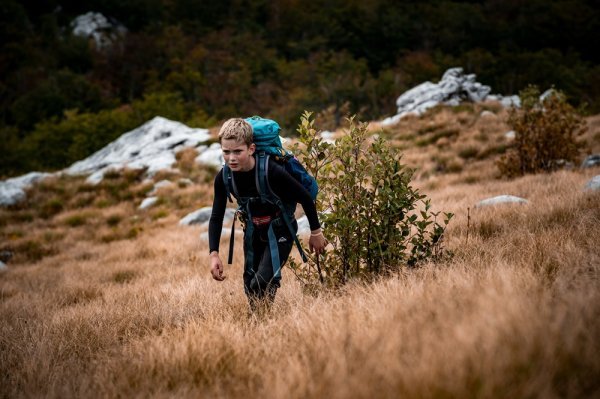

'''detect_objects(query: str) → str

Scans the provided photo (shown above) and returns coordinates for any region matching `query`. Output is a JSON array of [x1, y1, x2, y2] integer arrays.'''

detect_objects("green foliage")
[[19, 92, 207, 172], [497, 86, 587, 177], [289, 112, 453, 287], [39, 198, 64, 219], [64, 213, 89, 227]]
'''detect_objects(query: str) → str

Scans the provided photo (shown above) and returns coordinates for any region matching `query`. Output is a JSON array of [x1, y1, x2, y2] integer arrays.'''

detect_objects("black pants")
[[243, 219, 296, 306]]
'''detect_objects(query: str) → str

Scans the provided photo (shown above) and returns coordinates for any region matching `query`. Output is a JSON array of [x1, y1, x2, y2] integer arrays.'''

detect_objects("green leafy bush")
[[497, 86, 587, 177], [289, 112, 453, 287]]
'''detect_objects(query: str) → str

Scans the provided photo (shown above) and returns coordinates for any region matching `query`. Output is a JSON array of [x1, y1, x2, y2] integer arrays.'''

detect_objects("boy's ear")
[[248, 143, 256, 155]]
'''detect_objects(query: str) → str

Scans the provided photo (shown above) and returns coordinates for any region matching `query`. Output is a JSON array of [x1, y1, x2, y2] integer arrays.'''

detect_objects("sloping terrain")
[[1, 106, 599, 398]]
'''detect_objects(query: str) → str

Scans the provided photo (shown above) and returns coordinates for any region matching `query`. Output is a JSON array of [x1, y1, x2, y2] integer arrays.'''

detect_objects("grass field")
[[1, 104, 599, 398]]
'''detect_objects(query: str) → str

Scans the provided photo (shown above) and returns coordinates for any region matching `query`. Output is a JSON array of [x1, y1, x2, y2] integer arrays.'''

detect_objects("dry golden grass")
[[1, 108, 599, 398]]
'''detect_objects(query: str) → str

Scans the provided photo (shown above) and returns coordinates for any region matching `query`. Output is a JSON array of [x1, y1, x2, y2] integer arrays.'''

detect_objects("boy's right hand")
[[210, 252, 226, 281]]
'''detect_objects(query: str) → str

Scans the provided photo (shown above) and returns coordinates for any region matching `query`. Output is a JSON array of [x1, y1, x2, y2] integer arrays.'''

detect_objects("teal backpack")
[[223, 116, 318, 278]]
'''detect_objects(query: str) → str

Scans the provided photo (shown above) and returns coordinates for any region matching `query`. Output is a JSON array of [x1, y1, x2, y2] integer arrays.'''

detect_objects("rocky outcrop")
[[71, 12, 127, 49], [66, 116, 211, 184], [0, 172, 52, 207], [381, 67, 520, 126]]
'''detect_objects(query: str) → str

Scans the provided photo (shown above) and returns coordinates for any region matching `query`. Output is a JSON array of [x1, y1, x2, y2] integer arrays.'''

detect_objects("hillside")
[[1, 107, 599, 398]]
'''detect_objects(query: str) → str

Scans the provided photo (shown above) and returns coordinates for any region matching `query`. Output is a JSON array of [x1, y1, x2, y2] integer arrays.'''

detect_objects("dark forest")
[[1, 0, 599, 177]]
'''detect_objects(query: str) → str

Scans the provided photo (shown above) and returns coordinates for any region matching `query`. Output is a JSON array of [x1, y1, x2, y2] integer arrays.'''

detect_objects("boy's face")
[[221, 139, 256, 172]]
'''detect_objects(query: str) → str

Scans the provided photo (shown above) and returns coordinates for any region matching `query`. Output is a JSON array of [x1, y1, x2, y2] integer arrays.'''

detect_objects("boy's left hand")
[[309, 230, 327, 255]]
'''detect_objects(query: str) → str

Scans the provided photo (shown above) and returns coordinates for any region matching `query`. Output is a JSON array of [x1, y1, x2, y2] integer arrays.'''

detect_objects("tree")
[[497, 86, 587, 177]]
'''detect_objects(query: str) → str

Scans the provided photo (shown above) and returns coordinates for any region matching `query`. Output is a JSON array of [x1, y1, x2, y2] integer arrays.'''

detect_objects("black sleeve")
[[268, 163, 321, 231], [208, 169, 227, 253]]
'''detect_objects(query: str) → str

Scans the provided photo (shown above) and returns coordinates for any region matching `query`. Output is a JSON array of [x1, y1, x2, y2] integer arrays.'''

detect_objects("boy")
[[208, 118, 326, 308]]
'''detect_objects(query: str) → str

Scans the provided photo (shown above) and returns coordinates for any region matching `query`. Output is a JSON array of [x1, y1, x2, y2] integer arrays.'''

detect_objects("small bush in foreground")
[[289, 112, 453, 287], [497, 86, 587, 177]]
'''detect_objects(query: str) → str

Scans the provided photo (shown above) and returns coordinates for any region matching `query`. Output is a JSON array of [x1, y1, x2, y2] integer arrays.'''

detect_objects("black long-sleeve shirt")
[[208, 158, 320, 253]]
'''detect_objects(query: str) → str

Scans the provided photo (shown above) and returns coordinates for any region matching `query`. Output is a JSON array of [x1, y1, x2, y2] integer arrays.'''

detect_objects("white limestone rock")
[[504, 130, 516, 140], [66, 116, 210, 184], [0, 172, 52, 207], [71, 12, 127, 49], [320, 131, 336, 144], [195, 143, 224, 168], [381, 67, 520, 126], [475, 195, 529, 207], [139, 197, 158, 210], [149, 180, 174, 195], [179, 207, 235, 226], [581, 155, 600, 169], [296, 215, 311, 236], [0, 261, 7, 272], [585, 175, 600, 191]]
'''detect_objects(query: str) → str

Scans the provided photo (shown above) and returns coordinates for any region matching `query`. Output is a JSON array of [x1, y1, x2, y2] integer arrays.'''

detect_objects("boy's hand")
[[210, 252, 226, 281], [309, 229, 327, 255]]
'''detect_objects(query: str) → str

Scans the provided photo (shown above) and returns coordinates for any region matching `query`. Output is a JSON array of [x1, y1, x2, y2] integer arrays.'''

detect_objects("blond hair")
[[218, 118, 253, 146]]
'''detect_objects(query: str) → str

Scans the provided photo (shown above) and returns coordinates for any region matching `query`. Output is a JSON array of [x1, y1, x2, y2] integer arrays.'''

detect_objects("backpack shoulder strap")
[[255, 152, 270, 204], [257, 155, 309, 264], [222, 164, 240, 202]]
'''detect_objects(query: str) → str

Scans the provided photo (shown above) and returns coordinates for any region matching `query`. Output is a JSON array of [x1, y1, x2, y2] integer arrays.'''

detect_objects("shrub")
[[497, 86, 587, 177], [106, 214, 123, 227], [288, 112, 453, 287], [112, 270, 137, 284], [39, 198, 64, 219], [458, 146, 479, 159], [65, 213, 88, 227]]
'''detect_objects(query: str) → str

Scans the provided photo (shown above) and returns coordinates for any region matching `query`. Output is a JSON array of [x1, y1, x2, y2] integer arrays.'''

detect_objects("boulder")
[[149, 180, 174, 195], [296, 215, 311, 236], [0, 172, 52, 207], [179, 207, 235, 226], [585, 175, 600, 191], [504, 130, 516, 140], [476, 195, 528, 207], [139, 197, 159, 210], [195, 143, 224, 168], [581, 155, 600, 169]]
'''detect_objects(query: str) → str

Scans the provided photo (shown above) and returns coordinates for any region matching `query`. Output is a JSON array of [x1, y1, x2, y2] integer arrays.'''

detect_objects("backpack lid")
[[245, 116, 288, 157]]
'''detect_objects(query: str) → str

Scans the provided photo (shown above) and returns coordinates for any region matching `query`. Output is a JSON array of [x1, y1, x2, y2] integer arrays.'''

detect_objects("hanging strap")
[[267, 223, 282, 278], [274, 199, 307, 263], [227, 216, 236, 264], [243, 204, 255, 276], [222, 165, 233, 203]]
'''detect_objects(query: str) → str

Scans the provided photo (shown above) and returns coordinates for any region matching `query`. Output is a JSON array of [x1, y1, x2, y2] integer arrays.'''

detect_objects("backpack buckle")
[[235, 209, 248, 230]]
